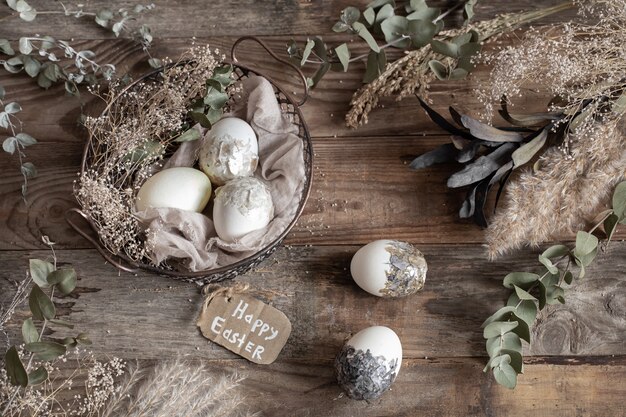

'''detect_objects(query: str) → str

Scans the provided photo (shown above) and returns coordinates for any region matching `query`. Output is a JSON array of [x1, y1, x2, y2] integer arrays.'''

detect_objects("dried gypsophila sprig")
[[74, 45, 230, 263], [478, 0, 626, 256], [345, 2, 574, 129], [0, 348, 127, 417]]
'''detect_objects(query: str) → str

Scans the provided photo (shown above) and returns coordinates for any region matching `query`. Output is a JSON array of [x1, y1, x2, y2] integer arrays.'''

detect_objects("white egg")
[[350, 239, 427, 298], [335, 326, 403, 400], [199, 117, 259, 186], [213, 177, 274, 242], [135, 167, 212, 213]]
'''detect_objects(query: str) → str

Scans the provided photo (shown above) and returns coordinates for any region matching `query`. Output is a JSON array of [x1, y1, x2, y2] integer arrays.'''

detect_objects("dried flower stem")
[[345, 2, 574, 128]]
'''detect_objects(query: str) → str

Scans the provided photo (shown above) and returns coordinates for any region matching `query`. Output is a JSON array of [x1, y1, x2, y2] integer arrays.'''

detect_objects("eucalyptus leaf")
[[613, 181, 626, 220], [448, 68, 468, 80], [353, 22, 380, 53], [5, 346, 28, 387], [493, 362, 517, 389], [28, 366, 48, 386], [563, 271, 574, 285], [510, 313, 531, 343], [363, 7, 375, 25], [310, 62, 330, 88], [541, 244, 570, 260], [514, 285, 537, 301], [175, 128, 201, 143], [22, 318, 39, 344], [29, 285, 56, 321], [189, 111, 212, 128], [483, 320, 518, 338], [375, 3, 395, 23], [29, 259, 54, 288], [335, 43, 350, 72], [500, 348, 524, 373], [124, 140, 163, 163], [20, 162, 37, 178], [300, 39, 315, 66], [3, 137, 17, 154], [0, 38, 15, 55], [148, 58, 162, 69], [503, 272, 539, 290], [430, 39, 459, 58], [406, 19, 437, 48], [4, 101, 22, 114], [368, 0, 395, 8], [25, 341, 66, 361], [428, 59, 447, 80], [507, 294, 538, 326], [363, 50, 385, 83], [76, 332, 92, 345], [381, 16, 411, 49], [604, 213, 619, 243], [22, 55, 41, 78], [332, 21, 350, 33], [18, 37, 33, 54], [47, 268, 77, 295], [573, 231, 599, 259], [37, 72, 53, 89], [341, 6, 360, 25]]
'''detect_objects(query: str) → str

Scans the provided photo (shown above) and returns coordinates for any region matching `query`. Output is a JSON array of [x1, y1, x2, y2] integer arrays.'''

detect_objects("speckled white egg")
[[135, 167, 212, 213], [335, 326, 403, 400], [199, 117, 259, 186], [213, 177, 274, 242], [350, 239, 427, 298]]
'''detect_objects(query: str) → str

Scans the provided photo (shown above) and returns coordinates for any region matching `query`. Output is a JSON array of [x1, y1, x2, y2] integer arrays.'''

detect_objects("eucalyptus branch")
[[482, 181, 626, 389], [288, 0, 481, 88]]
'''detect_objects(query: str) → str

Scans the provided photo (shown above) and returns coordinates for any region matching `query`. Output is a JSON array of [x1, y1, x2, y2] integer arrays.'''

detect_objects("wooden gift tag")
[[197, 286, 291, 365]]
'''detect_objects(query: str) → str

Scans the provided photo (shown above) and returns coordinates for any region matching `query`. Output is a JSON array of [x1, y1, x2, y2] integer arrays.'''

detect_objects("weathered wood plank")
[[2, 245, 625, 361], [0, 33, 558, 139], [0, 135, 481, 250], [32, 357, 626, 417], [0, 1, 579, 39]]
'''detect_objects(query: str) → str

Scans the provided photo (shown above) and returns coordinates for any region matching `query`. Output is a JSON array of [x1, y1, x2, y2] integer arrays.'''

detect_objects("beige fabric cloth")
[[137, 75, 305, 271]]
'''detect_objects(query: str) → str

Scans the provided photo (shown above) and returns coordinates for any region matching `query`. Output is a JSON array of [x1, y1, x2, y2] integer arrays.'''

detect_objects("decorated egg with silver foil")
[[335, 326, 402, 400], [213, 177, 274, 242], [199, 117, 259, 186], [350, 239, 427, 297]]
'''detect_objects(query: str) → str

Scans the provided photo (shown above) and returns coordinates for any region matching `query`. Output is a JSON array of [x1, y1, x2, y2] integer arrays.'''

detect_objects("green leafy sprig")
[[482, 181, 626, 389], [2, 236, 90, 414], [1, 1, 157, 199], [287, 0, 479, 88], [176, 64, 235, 141]]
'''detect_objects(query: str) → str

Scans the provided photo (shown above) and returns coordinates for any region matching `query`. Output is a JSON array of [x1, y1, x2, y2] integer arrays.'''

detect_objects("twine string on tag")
[[200, 282, 250, 316]]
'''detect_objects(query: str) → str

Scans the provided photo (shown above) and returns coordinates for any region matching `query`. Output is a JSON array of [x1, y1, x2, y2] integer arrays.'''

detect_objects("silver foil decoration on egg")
[[199, 133, 259, 185], [380, 241, 427, 297], [335, 345, 398, 400], [214, 177, 274, 217]]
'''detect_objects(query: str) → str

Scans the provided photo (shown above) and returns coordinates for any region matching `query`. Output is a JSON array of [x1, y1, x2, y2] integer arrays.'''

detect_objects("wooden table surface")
[[1, 1, 625, 416]]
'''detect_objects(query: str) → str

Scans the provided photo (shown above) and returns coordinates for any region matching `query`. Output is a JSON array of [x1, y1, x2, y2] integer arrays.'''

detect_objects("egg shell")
[[213, 177, 274, 242], [335, 326, 403, 400], [350, 239, 427, 298], [135, 167, 212, 213], [199, 117, 259, 186]]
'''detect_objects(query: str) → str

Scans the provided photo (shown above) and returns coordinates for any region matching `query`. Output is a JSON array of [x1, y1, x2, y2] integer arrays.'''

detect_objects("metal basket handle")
[[65, 208, 140, 274], [231, 35, 309, 107]]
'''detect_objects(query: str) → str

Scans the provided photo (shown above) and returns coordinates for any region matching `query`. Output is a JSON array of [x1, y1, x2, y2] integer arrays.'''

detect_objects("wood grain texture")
[[0, 1, 578, 39], [38, 357, 626, 417], [1, 1, 625, 415], [1, 245, 625, 361]]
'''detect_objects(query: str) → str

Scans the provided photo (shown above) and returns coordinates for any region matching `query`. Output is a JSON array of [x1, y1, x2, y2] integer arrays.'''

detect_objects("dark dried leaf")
[[460, 114, 523, 142], [409, 143, 456, 170]]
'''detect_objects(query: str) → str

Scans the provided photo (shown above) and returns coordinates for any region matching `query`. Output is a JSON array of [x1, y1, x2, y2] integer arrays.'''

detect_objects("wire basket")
[[66, 36, 313, 285]]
